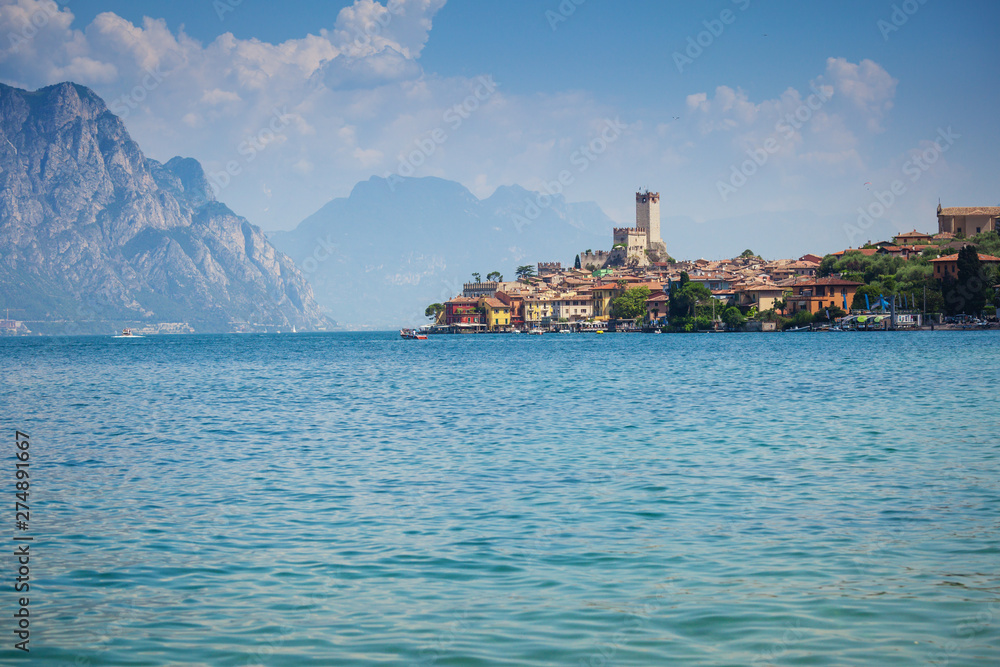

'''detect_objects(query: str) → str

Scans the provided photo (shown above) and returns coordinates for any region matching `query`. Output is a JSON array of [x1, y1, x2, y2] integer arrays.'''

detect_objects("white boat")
[[113, 328, 143, 338]]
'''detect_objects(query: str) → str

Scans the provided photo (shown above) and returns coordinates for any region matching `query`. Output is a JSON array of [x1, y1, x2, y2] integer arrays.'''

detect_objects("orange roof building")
[[930, 253, 1000, 280]]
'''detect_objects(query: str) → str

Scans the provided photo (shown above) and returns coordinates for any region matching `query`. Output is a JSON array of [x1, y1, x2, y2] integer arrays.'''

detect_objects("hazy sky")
[[1, 0, 997, 258]]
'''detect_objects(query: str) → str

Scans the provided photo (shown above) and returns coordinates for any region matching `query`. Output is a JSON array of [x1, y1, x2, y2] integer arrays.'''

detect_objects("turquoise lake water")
[[2, 330, 999, 665]]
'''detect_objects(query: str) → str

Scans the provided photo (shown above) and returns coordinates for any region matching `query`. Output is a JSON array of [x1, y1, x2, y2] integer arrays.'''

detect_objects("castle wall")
[[613, 227, 647, 257], [578, 250, 611, 270]]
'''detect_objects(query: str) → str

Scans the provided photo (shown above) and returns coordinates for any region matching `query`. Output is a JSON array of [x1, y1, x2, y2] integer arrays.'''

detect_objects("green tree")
[[574, 255, 582, 269], [740, 249, 756, 258], [425, 303, 445, 322], [471, 272, 482, 283], [817, 254, 838, 278], [944, 245, 988, 314], [783, 310, 814, 330], [611, 286, 651, 320], [486, 271, 503, 282], [773, 291, 791, 315], [668, 281, 712, 320], [516, 265, 536, 281], [852, 284, 881, 310], [721, 306, 746, 330]]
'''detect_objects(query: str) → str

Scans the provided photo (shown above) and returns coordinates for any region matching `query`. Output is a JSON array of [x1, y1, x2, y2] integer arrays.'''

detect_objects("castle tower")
[[636, 190, 661, 247]]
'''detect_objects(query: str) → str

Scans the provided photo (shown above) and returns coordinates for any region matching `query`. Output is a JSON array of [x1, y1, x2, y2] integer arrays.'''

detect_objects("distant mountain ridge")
[[270, 175, 615, 328], [0, 82, 329, 333]]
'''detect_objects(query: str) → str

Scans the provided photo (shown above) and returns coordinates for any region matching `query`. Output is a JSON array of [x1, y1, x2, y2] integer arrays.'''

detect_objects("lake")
[[2, 330, 998, 665]]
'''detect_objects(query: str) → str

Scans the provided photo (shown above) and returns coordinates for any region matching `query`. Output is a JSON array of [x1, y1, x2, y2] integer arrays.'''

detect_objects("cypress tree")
[[955, 245, 987, 314]]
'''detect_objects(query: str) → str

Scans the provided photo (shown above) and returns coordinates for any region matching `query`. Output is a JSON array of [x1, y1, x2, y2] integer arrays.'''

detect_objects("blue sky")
[[1, 0, 997, 258]]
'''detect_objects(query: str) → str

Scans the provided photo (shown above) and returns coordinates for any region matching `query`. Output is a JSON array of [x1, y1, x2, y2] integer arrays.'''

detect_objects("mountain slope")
[[270, 176, 613, 328], [0, 82, 329, 333]]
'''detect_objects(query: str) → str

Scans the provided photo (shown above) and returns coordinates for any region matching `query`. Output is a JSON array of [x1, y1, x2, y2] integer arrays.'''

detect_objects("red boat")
[[400, 328, 427, 340]]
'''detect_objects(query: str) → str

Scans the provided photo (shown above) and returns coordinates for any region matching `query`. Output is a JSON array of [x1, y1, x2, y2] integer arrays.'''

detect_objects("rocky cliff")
[[0, 82, 330, 333]]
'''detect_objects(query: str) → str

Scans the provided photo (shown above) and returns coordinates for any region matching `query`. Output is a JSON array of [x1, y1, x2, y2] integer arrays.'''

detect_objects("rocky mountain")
[[0, 82, 330, 334], [270, 175, 613, 328]]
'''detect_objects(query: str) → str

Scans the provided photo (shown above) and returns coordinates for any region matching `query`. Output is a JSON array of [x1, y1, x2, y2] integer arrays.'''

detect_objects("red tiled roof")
[[481, 298, 508, 309], [930, 253, 1000, 263]]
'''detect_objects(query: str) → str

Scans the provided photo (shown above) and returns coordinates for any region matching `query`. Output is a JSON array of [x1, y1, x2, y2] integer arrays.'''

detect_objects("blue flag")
[[864, 293, 870, 310]]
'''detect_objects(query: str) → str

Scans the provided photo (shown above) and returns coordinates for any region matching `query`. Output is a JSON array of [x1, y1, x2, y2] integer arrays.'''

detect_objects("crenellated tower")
[[636, 190, 661, 246]]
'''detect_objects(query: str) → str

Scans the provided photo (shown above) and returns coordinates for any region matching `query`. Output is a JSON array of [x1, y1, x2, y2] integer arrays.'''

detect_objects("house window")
[[976, 227, 981, 234]]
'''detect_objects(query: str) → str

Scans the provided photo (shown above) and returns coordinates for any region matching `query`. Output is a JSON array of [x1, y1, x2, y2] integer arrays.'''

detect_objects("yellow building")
[[590, 283, 621, 320], [735, 284, 787, 312], [523, 297, 554, 326], [479, 297, 511, 331]]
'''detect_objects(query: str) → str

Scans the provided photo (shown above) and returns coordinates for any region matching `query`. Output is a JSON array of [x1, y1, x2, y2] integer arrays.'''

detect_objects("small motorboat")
[[113, 328, 143, 338], [400, 328, 427, 340], [527, 329, 544, 335]]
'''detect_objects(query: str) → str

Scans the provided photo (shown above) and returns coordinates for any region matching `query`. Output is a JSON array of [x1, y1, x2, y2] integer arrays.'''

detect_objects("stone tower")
[[636, 190, 661, 246]]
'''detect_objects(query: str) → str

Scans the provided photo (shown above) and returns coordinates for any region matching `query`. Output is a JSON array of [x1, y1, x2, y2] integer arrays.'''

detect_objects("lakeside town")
[[424, 192, 1000, 334]]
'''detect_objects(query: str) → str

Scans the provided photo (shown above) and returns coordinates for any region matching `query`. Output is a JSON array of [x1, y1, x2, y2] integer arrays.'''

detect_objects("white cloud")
[[201, 88, 242, 105], [0, 2, 920, 256], [820, 57, 897, 132]]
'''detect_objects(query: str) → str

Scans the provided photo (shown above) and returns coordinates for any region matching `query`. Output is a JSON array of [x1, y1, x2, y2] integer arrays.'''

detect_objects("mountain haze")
[[0, 82, 329, 334], [270, 176, 614, 328]]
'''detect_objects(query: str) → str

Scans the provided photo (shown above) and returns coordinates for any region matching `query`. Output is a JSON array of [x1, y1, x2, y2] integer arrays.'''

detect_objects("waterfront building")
[[784, 277, 863, 314], [445, 297, 481, 327], [523, 297, 555, 327], [479, 297, 511, 331], [734, 284, 786, 312]]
